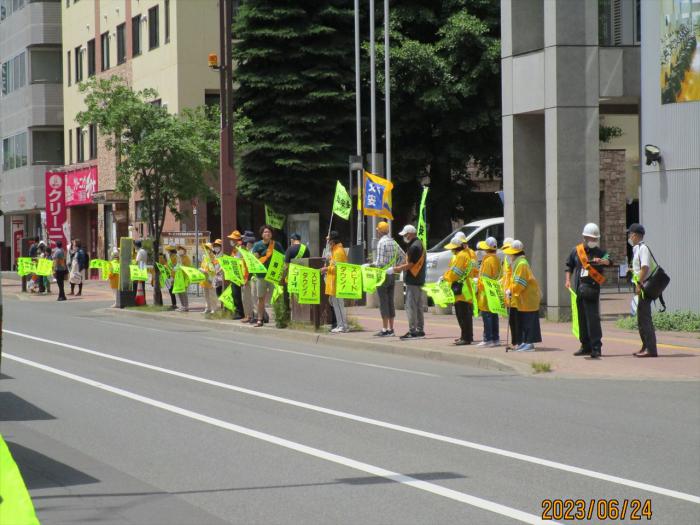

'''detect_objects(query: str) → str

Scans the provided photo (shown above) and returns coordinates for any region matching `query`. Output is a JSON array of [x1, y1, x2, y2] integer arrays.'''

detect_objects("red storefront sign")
[[66, 166, 98, 206], [45, 171, 67, 248]]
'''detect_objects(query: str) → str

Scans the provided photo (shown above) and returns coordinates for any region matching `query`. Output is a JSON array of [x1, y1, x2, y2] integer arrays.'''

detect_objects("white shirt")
[[632, 242, 656, 277]]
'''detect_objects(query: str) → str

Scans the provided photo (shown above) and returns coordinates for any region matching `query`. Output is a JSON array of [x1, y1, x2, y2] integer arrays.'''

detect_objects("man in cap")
[[371, 221, 405, 337], [565, 223, 612, 359], [476, 237, 501, 347], [284, 233, 308, 264], [442, 234, 477, 345], [391, 224, 427, 339], [628, 223, 658, 358]]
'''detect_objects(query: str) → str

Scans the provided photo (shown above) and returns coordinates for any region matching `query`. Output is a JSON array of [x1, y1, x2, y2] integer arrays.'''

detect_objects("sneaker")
[[400, 331, 420, 340], [330, 326, 344, 333], [476, 341, 490, 348], [386, 329, 395, 336], [489, 341, 501, 347], [517, 343, 535, 352], [454, 339, 470, 346], [374, 330, 389, 337], [415, 331, 425, 338], [573, 348, 591, 356]]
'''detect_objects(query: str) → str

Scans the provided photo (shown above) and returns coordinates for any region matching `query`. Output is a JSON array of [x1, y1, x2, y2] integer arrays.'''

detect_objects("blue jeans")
[[481, 311, 499, 342]]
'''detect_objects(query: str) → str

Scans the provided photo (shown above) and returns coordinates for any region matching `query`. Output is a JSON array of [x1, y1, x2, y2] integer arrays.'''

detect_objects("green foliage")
[[531, 361, 552, 374], [376, 0, 501, 234], [233, 1, 355, 211], [616, 311, 700, 332], [273, 296, 290, 329], [76, 76, 219, 303], [599, 124, 624, 144]]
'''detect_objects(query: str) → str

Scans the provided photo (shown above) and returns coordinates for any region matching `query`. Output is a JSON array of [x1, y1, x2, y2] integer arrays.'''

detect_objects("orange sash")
[[408, 250, 426, 277], [576, 243, 606, 285], [259, 241, 274, 264]]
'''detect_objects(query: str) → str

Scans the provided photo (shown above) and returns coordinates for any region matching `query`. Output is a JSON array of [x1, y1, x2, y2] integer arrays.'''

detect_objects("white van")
[[425, 217, 504, 285]]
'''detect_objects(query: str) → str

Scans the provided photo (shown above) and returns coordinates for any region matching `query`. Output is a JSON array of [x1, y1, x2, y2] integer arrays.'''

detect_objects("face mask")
[[628, 238, 635, 247], [586, 241, 599, 249], [402, 236, 410, 244], [213, 247, 221, 254], [178, 251, 185, 256]]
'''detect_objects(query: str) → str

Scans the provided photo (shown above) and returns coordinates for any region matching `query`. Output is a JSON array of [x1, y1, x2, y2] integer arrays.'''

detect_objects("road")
[[1, 293, 699, 524]]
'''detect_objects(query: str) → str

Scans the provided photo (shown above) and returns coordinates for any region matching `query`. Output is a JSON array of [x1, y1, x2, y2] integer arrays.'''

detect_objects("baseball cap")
[[628, 223, 645, 235], [398, 225, 416, 236]]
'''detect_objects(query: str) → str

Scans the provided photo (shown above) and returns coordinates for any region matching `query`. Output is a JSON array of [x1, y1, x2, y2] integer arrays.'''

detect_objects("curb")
[[105, 307, 528, 376]]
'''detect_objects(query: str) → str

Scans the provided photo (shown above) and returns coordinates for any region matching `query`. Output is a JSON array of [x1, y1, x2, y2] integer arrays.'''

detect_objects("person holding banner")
[[322, 230, 349, 333], [500, 238, 519, 348], [175, 245, 191, 312], [392, 225, 427, 340], [251, 225, 284, 327], [163, 245, 178, 309], [476, 237, 501, 347], [505, 241, 542, 351], [565, 223, 611, 359], [442, 235, 476, 346], [239, 231, 256, 323], [212, 239, 224, 296], [226, 231, 245, 319], [199, 243, 219, 315], [53, 240, 68, 301], [371, 221, 404, 337]]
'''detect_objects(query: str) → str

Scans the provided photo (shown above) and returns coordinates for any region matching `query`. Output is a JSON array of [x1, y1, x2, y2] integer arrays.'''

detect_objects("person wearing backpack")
[[629, 223, 658, 358]]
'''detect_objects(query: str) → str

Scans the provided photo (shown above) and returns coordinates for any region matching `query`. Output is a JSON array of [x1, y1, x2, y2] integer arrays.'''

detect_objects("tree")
[[77, 77, 219, 304], [377, 0, 501, 239], [232, 1, 356, 211]]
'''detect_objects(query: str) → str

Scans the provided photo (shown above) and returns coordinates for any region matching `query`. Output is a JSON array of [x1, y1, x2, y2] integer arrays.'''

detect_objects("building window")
[[2, 132, 28, 171], [30, 47, 62, 84], [101, 31, 110, 71], [76, 126, 84, 163], [68, 129, 73, 164], [116, 23, 126, 65], [0, 0, 26, 21], [148, 6, 159, 50], [32, 130, 64, 165], [165, 0, 170, 43], [1, 51, 26, 95], [89, 124, 97, 159], [87, 39, 95, 76], [74, 45, 83, 83], [132, 15, 141, 56], [66, 50, 71, 86]]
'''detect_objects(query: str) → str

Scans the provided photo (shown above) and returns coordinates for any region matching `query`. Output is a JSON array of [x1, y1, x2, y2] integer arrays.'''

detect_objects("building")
[[0, 0, 63, 269], [501, 0, 699, 316], [60, 0, 220, 259]]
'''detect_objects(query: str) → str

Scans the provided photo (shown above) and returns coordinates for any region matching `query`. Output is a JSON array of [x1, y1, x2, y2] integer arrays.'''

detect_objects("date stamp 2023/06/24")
[[541, 499, 652, 521]]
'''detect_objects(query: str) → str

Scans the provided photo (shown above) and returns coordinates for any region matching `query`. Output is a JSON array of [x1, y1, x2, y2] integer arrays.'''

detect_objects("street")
[[2, 293, 700, 525]]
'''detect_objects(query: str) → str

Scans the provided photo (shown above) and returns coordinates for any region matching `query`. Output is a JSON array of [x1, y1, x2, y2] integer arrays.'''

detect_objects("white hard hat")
[[582, 223, 601, 238], [453, 231, 468, 243], [503, 240, 524, 254], [398, 224, 417, 236]]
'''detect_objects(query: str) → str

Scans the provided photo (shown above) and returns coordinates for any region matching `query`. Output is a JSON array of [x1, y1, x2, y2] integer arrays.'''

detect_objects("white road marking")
[[4, 352, 553, 524], [201, 335, 439, 377], [5, 329, 700, 505]]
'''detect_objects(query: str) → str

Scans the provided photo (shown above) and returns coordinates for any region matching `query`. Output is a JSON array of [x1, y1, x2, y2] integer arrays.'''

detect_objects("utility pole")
[[217, 0, 236, 239], [369, 0, 377, 251], [354, 0, 363, 248], [384, 0, 391, 232]]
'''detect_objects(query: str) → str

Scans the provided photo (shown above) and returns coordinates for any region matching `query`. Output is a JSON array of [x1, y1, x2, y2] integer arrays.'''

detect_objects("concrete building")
[[60, 0, 219, 259], [502, 0, 699, 315], [0, 0, 63, 269]]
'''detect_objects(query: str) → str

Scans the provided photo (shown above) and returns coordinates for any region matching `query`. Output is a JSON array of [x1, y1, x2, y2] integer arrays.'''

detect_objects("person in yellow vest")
[[175, 245, 191, 312], [212, 238, 224, 296], [200, 243, 219, 315], [500, 237, 519, 348], [322, 230, 349, 333], [442, 234, 477, 346], [504, 240, 542, 351], [476, 237, 501, 347], [109, 247, 120, 308], [164, 245, 178, 309]]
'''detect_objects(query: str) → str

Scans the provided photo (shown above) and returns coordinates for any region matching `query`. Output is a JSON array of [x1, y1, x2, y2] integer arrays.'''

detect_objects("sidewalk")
[[4, 276, 699, 380]]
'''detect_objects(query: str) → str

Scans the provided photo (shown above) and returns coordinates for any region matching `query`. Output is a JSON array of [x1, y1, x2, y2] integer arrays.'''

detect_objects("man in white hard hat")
[[565, 223, 612, 359], [391, 224, 427, 339]]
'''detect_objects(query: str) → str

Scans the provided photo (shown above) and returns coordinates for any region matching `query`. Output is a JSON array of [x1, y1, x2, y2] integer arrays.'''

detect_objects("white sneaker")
[[330, 326, 343, 333], [489, 341, 501, 347], [476, 341, 490, 347], [517, 343, 535, 352]]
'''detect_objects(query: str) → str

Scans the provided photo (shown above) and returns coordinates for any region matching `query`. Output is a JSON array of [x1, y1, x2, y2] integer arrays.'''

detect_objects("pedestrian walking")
[[504, 240, 542, 351], [371, 221, 404, 337], [628, 223, 658, 358], [200, 243, 219, 314], [476, 237, 501, 347], [392, 224, 427, 340], [251, 225, 284, 327], [69, 239, 88, 296], [565, 223, 612, 359], [53, 240, 68, 301], [175, 245, 191, 312], [442, 233, 477, 346]]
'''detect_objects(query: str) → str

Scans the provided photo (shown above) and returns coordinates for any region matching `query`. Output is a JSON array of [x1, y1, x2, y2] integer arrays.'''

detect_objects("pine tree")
[[233, 1, 356, 212]]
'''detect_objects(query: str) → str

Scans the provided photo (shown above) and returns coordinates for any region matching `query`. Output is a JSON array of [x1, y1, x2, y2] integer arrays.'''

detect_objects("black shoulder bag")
[[640, 245, 670, 309]]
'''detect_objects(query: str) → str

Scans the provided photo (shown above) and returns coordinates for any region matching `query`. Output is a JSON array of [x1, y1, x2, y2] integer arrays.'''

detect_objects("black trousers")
[[508, 307, 521, 346], [637, 295, 658, 355], [232, 284, 244, 317], [454, 301, 473, 343], [55, 270, 67, 299], [577, 295, 602, 353], [167, 283, 177, 307]]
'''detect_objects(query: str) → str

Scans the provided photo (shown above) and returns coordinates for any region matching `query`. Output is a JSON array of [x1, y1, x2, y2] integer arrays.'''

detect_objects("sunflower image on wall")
[[660, 0, 700, 104]]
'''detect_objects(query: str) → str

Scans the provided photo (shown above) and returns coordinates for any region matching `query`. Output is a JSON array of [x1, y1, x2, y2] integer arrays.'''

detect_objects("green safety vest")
[[293, 244, 308, 259]]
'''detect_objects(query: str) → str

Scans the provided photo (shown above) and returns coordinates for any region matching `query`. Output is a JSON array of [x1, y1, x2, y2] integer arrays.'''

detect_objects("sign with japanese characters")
[[264, 250, 285, 284], [335, 262, 363, 299], [298, 266, 321, 305], [481, 276, 507, 317], [44, 171, 67, 249], [66, 167, 98, 206], [288, 263, 302, 294]]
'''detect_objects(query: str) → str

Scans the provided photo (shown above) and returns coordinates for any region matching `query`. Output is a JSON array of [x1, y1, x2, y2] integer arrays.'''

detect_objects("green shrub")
[[273, 296, 290, 329], [616, 310, 700, 332]]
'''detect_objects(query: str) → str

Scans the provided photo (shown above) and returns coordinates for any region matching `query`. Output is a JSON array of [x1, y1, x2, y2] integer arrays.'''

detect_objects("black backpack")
[[640, 245, 670, 310]]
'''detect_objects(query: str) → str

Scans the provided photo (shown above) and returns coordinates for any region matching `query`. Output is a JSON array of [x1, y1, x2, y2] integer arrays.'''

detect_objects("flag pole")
[[369, 0, 377, 253], [384, 0, 391, 234]]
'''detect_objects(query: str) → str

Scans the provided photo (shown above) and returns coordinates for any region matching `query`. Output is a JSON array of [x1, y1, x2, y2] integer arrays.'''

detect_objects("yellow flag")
[[362, 171, 393, 220]]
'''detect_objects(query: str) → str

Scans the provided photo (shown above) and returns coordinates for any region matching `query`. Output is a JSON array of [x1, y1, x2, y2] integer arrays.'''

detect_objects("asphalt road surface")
[[2, 294, 699, 524]]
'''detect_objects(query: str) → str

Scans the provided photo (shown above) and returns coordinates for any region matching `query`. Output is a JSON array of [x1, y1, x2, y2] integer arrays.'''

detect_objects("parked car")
[[425, 217, 504, 285]]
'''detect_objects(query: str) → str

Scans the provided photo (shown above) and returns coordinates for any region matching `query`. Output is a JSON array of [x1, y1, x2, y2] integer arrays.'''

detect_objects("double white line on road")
[[5, 329, 700, 509]]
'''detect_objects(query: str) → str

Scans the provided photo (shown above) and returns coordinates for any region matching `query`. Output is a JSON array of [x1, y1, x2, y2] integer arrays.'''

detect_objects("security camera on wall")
[[644, 144, 661, 166]]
